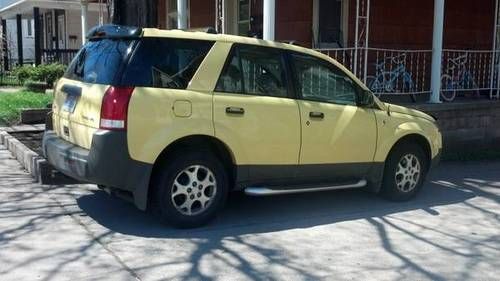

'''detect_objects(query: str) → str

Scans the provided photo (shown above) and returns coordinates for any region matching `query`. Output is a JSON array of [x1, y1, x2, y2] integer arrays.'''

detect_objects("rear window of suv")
[[64, 37, 214, 89], [64, 39, 132, 85]]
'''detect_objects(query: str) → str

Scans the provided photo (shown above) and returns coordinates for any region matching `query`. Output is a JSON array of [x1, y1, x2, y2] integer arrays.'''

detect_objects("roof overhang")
[[0, 0, 105, 19]]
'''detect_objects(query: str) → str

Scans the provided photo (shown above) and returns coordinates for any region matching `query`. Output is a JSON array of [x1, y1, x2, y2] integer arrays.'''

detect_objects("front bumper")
[[431, 148, 442, 169], [42, 130, 152, 210]]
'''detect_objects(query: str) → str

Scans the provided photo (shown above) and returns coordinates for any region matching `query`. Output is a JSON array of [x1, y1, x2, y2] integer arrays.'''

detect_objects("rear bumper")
[[42, 130, 152, 210]]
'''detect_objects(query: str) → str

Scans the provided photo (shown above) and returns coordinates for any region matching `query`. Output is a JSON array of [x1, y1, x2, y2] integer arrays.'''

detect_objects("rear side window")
[[122, 38, 214, 89], [64, 39, 132, 84], [215, 44, 289, 98]]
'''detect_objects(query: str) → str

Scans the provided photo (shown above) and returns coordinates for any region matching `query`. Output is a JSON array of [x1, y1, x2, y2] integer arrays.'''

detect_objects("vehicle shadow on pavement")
[[73, 163, 500, 280], [76, 170, 478, 239]]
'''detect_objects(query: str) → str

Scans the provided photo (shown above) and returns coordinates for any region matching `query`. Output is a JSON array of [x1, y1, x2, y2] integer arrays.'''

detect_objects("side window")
[[291, 53, 358, 105], [216, 45, 289, 98], [122, 38, 214, 89], [216, 51, 243, 93]]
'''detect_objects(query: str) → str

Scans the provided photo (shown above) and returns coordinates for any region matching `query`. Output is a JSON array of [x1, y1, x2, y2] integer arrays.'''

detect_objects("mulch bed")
[[8, 131, 44, 155]]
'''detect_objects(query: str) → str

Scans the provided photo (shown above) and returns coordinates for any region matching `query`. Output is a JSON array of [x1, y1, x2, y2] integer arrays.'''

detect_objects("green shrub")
[[38, 63, 66, 87], [24, 80, 49, 93], [13, 63, 66, 87], [13, 65, 35, 85]]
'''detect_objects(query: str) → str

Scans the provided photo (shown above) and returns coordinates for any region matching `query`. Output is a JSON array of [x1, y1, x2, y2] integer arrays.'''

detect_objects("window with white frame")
[[313, 0, 348, 48]]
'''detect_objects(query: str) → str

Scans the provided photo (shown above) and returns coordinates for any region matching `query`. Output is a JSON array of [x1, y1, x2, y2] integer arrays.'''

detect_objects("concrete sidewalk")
[[0, 144, 499, 280]]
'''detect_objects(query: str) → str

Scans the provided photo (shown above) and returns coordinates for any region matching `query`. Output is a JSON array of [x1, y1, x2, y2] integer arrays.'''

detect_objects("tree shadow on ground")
[[74, 164, 500, 280], [77, 178, 476, 239], [2, 156, 499, 280]]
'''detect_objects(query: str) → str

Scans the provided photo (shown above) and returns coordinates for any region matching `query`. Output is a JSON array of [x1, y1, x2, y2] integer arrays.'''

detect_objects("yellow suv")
[[43, 25, 442, 227]]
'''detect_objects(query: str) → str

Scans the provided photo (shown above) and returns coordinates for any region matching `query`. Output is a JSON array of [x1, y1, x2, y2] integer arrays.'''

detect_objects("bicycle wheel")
[[366, 76, 382, 98], [470, 78, 480, 98], [440, 74, 456, 102], [403, 73, 417, 103]]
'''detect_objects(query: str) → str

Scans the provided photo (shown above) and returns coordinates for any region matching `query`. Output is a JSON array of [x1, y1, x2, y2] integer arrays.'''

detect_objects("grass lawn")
[[0, 90, 53, 126]]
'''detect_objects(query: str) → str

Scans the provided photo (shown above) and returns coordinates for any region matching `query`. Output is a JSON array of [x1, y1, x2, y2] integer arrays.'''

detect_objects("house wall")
[[348, 0, 495, 50], [41, 8, 102, 50], [189, 0, 215, 28], [164, 0, 494, 50], [64, 9, 100, 48], [275, 0, 313, 47], [5, 19, 35, 64]]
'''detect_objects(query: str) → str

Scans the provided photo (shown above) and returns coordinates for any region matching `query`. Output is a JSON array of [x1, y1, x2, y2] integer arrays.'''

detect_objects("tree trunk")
[[111, 0, 158, 28]]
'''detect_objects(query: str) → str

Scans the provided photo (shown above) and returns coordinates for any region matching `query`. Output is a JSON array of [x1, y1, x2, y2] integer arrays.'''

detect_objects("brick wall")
[[410, 101, 500, 154]]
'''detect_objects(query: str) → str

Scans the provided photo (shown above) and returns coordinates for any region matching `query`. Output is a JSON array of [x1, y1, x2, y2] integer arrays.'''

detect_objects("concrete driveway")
[[0, 144, 499, 281]]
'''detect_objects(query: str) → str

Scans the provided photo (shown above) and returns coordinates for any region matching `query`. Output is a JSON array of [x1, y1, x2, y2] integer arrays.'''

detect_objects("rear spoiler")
[[87, 24, 142, 40]]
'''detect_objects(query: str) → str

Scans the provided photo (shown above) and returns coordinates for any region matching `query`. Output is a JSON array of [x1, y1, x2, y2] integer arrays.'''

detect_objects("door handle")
[[226, 107, 245, 115], [309, 111, 324, 119]]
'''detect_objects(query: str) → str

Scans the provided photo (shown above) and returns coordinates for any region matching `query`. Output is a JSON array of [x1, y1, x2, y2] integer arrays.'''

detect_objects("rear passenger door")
[[289, 52, 377, 183], [213, 44, 301, 184]]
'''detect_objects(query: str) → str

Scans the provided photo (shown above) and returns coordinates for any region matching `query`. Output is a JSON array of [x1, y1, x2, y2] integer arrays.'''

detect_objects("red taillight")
[[100, 86, 135, 130]]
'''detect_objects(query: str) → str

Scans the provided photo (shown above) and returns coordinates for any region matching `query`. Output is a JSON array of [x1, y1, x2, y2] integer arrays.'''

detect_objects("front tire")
[[150, 151, 229, 228], [380, 143, 428, 201]]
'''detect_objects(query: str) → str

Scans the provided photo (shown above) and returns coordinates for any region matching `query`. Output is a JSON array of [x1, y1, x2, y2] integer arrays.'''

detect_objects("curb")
[[0, 131, 45, 180], [0, 130, 79, 185]]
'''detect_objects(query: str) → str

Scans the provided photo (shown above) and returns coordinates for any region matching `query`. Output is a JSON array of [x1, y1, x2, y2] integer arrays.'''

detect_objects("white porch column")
[[81, 0, 88, 45], [263, 0, 275, 40], [177, 0, 188, 29], [430, 0, 445, 103]]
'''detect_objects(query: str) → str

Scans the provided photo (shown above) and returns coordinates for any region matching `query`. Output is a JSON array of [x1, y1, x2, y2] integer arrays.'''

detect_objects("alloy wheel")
[[171, 165, 217, 216], [394, 154, 421, 192]]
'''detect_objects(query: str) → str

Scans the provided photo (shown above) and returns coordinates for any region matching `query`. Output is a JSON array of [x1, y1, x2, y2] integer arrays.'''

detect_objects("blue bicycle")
[[366, 54, 417, 102], [440, 54, 480, 102]]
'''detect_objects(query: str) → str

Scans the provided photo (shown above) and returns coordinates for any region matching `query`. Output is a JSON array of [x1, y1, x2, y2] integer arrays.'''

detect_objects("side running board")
[[244, 180, 367, 196]]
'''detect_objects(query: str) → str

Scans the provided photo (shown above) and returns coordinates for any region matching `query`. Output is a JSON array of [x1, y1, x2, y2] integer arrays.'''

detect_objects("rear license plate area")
[[61, 85, 82, 113]]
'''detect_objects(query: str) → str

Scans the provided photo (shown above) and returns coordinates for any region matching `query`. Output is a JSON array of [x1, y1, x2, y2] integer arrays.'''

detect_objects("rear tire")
[[380, 143, 428, 201], [150, 150, 229, 228]]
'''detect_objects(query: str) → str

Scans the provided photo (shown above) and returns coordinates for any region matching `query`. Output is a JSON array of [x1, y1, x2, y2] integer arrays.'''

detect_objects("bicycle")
[[366, 53, 417, 103], [440, 53, 480, 102]]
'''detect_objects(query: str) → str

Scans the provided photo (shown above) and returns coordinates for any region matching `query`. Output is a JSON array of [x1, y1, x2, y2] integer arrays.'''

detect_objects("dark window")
[[27, 20, 33, 36], [64, 38, 213, 89], [216, 45, 289, 98], [122, 38, 214, 89], [64, 39, 132, 84], [290, 53, 358, 105]]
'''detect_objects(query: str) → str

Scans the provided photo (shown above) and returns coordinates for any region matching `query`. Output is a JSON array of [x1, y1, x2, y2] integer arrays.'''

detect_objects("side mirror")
[[359, 90, 375, 107]]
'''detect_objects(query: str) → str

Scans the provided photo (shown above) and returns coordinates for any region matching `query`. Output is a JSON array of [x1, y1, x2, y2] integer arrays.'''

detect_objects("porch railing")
[[41, 49, 79, 65], [442, 50, 498, 91], [316, 47, 500, 100]]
